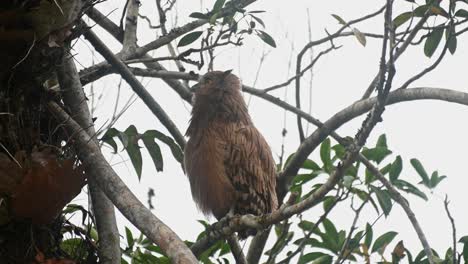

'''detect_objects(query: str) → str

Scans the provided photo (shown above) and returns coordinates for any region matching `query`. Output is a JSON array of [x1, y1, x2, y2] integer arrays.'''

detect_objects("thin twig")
[[444, 196, 457, 264], [335, 197, 369, 264]]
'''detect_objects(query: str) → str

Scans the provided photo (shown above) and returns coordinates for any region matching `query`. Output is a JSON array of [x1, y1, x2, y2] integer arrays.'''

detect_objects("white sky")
[[73, 0, 468, 261]]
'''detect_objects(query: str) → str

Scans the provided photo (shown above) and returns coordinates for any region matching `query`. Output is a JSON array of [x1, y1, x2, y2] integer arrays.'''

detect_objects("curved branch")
[[48, 102, 198, 264], [274, 86, 468, 195]]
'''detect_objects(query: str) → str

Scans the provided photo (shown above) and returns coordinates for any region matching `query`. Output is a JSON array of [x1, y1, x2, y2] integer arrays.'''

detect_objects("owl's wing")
[[224, 123, 278, 215]]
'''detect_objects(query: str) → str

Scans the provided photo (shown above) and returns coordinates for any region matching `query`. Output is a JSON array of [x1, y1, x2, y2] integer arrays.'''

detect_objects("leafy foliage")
[[101, 125, 183, 179]]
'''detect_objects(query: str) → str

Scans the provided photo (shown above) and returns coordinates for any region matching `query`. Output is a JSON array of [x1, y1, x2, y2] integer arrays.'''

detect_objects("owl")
[[184, 70, 278, 238]]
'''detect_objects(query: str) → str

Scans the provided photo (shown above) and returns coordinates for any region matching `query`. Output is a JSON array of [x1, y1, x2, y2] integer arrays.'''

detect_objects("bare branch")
[[227, 235, 247, 264], [56, 52, 121, 264], [48, 101, 197, 263], [263, 46, 336, 93], [444, 196, 457, 264], [295, 4, 386, 142], [335, 197, 368, 264], [361, 13, 429, 99], [122, 0, 140, 53], [399, 22, 453, 89], [86, 7, 124, 42]]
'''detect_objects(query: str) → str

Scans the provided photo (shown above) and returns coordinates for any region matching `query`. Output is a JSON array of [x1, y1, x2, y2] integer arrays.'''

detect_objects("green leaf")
[[424, 26, 444, 57], [371, 231, 398, 253], [455, 9, 468, 18], [323, 219, 338, 239], [143, 130, 184, 165], [352, 27, 366, 47], [302, 159, 321, 170], [393, 179, 428, 200], [178, 31, 203, 47], [61, 238, 88, 259], [389, 155, 403, 182], [189, 12, 209, 19], [430, 171, 447, 188], [373, 188, 393, 216], [365, 168, 376, 184], [446, 26, 457, 55], [321, 219, 339, 252], [212, 0, 226, 13], [298, 220, 316, 232], [364, 223, 373, 248], [393, 12, 413, 28], [124, 125, 143, 178], [332, 144, 346, 159], [414, 5, 430, 16], [464, 240, 468, 263], [376, 134, 388, 148], [117, 130, 129, 148], [209, 12, 219, 24], [125, 227, 134, 248], [292, 172, 320, 186], [101, 128, 119, 153], [320, 138, 332, 172], [141, 135, 163, 172], [323, 196, 336, 212], [331, 14, 346, 25], [219, 242, 231, 256], [380, 163, 392, 176], [251, 15, 265, 28], [256, 30, 276, 47], [362, 147, 392, 164], [460, 235, 468, 262], [410, 158, 430, 186], [298, 252, 332, 264]]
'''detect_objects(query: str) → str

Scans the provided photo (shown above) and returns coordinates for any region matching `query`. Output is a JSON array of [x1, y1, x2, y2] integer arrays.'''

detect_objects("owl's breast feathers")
[[184, 120, 278, 220]]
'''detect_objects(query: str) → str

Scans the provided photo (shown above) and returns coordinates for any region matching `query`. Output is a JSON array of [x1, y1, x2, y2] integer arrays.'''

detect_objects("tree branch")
[[122, 0, 139, 53], [360, 154, 435, 263], [47, 101, 198, 263], [83, 28, 186, 148], [444, 196, 457, 264], [56, 51, 121, 264]]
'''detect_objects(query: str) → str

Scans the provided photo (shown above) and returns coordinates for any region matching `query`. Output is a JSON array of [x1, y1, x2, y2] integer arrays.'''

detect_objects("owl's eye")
[[204, 77, 213, 84]]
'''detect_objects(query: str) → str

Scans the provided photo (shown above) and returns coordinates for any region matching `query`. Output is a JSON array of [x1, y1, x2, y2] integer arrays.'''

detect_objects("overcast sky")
[[74, 0, 468, 261]]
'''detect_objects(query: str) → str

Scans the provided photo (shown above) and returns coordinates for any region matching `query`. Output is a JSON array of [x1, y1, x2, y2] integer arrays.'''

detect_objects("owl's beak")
[[191, 83, 201, 92]]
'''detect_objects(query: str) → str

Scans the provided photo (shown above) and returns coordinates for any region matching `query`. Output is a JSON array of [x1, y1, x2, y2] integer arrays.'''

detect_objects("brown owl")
[[184, 70, 278, 238]]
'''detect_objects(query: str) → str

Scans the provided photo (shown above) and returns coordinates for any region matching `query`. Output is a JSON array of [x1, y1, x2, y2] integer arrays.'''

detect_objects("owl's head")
[[195, 70, 241, 96]]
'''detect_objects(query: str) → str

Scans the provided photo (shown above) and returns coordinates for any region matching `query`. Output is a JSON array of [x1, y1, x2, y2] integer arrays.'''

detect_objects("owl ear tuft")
[[222, 69, 233, 79]]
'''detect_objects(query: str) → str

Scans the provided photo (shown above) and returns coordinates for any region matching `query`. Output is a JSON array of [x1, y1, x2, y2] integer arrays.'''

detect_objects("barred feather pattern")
[[184, 71, 278, 238]]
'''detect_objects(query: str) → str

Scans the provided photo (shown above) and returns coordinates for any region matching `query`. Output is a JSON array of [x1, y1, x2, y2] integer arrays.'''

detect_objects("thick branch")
[[57, 52, 121, 263], [48, 102, 198, 264]]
